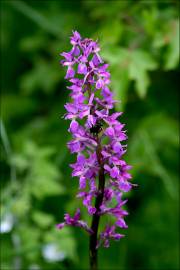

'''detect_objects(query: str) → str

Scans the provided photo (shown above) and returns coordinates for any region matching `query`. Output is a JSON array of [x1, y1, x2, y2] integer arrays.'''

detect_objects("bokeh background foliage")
[[0, 1, 179, 269]]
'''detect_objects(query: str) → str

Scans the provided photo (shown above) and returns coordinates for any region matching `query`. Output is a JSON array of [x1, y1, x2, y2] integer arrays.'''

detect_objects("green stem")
[[89, 136, 105, 270]]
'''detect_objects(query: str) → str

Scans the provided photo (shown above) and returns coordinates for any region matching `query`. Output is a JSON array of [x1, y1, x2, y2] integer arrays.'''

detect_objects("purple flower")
[[97, 225, 124, 248], [57, 209, 93, 234], [57, 30, 134, 249]]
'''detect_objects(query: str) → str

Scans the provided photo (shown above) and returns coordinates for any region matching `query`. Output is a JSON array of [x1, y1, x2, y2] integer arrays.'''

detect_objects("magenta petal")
[[78, 63, 87, 74], [64, 103, 77, 114], [71, 45, 80, 56], [61, 52, 72, 61], [88, 206, 96, 215], [56, 223, 65, 229], [119, 181, 132, 192], [104, 164, 111, 172], [110, 167, 119, 178], [87, 115, 96, 127], [69, 120, 79, 133], [65, 66, 75, 79], [67, 141, 81, 153], [115, 218, 128, 228], [101, 150, 111, 158], [113, 142, 122, 153], [74, 208, 81, 221], [96, 78, 103, 89], [105, 127, 115, 137], [104, 239, 110, 248], [79, 176, 86, 189]]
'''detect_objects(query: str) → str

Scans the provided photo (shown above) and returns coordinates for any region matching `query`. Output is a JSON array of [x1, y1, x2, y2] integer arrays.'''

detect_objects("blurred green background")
[[0, 1, 179, 270]]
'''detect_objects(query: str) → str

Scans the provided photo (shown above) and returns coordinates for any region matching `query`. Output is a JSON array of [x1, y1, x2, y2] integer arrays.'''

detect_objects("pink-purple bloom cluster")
[[57, 31, 133, 248]]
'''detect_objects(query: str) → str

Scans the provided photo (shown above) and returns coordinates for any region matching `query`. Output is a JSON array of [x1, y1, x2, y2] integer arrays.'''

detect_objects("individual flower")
[[57, 209, 93, 234], [97, 225, 124, 248]]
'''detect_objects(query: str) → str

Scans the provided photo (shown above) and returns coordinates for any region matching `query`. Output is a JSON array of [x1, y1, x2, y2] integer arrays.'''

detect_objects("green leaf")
[[1, 95, 35, 121], [102, 47, 130, 107], [20, 60, 60, 94], [32, 211, 54, 228], [164, 20, 179, 70], [19, 35, 48, 52], [11, 154, 29, 171], [128, 114, 178, 199], [101, 46, 129, 65], [129, 50, 157, 98], [102, 47, 158, 100], [9, 0, 61, 37], [30, 174, 64, 199], [24, 141, 56, 158], [11, 141, 65, 199], [97, 19, 122, 45], [141, 130, 177, 197], [142, 6, 159, 36], [45, 227, 77, 261], [111, 67, 129, 110], [12, 194, 30, 216], [17, 224, 41, 261], [140, 113, 179, 147]]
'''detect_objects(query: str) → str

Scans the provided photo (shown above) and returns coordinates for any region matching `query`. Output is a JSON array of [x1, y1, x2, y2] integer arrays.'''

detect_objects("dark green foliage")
[[0, 1, 179, 269]]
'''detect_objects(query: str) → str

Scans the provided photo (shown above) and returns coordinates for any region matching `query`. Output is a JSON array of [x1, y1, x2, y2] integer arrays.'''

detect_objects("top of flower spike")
[[61, 31, 104, 80], [70, 31, 81, 45]]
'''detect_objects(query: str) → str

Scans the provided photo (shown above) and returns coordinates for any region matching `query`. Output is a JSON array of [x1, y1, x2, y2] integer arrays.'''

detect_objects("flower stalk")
[[57, 30, 134, 270], [89, 136, 105, 270]]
